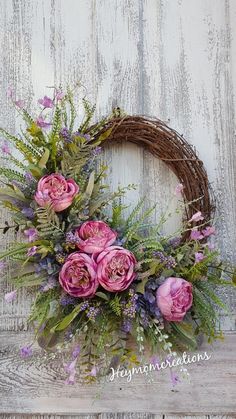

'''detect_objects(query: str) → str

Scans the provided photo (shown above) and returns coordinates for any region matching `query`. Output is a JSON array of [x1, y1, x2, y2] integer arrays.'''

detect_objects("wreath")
[[0, 87, 235, 384]]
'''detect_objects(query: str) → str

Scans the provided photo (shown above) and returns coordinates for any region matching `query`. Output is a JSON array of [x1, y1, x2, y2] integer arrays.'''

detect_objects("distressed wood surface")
[[0, 332, 235, 414], [0, 0, 236, 416]]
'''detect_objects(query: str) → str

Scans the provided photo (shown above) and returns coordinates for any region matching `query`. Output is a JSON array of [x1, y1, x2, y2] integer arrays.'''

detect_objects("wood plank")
[[0, 332, 235, 414]]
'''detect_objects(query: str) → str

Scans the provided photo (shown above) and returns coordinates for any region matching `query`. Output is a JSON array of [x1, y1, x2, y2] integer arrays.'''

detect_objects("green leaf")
[[38, 148, 50, 169], [52, 304, 82, 332], [47, 300, 60, 319], [0, 244, 29, 260], [85, 171, 95, 198], [136, 277, 149, 294], [171, 322, 197, 350], [97, 126, 113, 143], [95, 291, 110, 301]]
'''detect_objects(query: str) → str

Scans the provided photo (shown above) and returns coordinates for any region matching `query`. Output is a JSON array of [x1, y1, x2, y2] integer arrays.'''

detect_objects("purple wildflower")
[[60, 294, 77, 306], [92, 146, 102, 156], [165, 256, 177, 269], [4, 290, 17, 303], [21, 207, 34, 219], [174, 183, 184, 197], [189, 211, 204, 223], [65, 231, 80, 246], [168, 237, 181, 248], [170, 371, 180, 386], [154, 251, 176, 269], [72, 345, 81, 359], [60, 127, 71, 143], [15, 99, 25, 108], [195, 252, 205, 264], [40, 277, 58, 292], [7, 87, 13, 98], [123, 289, 138, 319], [20, 345, 33, 358], [73, 131, 90, 141], [190, 229, 204, 241], [36, 116, 52, 129], [55, 253, 66, 264], [202, 226, 216, 237], [206, 242, 215, 250], [0, 261, 7, 273], [87, 306, 100, 321], [121, 319, 132, 333], [35, 258, 54, 275], [1, 142, 10, 154], [64, 358, 78, 385], [24, 228, 38, 242], [25, 172, 35, 183], [90, 365, 98, 377], [137, 278, 162, 323], [150, 355, 160, 367], [38, 95, 54, 108], [55, 90, 65, 101], [27, 246, 38, 257], [80, 301, 89, 311]]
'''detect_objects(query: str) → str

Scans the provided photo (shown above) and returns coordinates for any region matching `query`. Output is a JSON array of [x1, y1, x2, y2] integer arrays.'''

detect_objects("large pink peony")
[[96, 246, 136, 292], [59, 252, 98, 298], [35, 173, 79, 212], [156, 277, 193, 322], [75, 221, 117, 254]]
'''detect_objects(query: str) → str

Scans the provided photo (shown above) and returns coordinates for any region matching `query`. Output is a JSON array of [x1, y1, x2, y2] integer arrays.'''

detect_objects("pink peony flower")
[[189, 211, 204, 223], [38, 95, 54, 108], [35, 173, 79, 212], [75, 221, 117, 254], [156, 277, 193, 322], [59, 252, 98, 298], [96, 246, 136, 292]]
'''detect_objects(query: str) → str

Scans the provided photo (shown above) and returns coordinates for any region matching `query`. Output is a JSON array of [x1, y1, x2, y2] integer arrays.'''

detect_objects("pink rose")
[[156, 277, 193, 322], [96, 246, 136, 292], [59, 252, 98, 298], [75, 221, 117, 254], [35, 173, 79, 212]]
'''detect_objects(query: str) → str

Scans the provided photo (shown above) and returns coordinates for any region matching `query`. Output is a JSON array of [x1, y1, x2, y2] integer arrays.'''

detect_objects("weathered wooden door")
[[0, 0, 235, 417]]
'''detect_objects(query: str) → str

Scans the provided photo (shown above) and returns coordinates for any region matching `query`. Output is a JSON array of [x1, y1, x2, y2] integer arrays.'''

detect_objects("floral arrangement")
[[0, 87, 235, 384]]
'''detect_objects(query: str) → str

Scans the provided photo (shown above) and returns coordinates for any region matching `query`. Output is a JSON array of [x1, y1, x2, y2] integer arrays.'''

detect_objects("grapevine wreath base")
[[0, 87, 234, 385]]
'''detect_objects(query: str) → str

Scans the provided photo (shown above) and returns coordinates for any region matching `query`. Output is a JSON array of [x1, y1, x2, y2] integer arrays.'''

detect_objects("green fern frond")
[[2, 156, 28, 171], [109, 295, 122, 317], [0, 128, 37, 163], [125, 198, 145, 228], [0, 167, 26, 183], [67, 88, 76, 133], [36, 205, 64, 239], [80, 98, 96, 133], [22, 109, 35, 127], [49, 106, 61, 168]]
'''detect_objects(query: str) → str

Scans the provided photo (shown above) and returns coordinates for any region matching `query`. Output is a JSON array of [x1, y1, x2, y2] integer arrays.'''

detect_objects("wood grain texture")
[[0, 332, 235, 414], [0, 0, 236, 416]]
